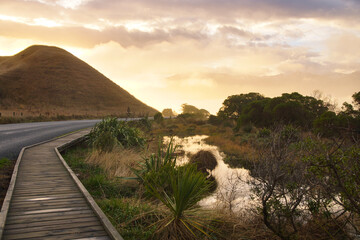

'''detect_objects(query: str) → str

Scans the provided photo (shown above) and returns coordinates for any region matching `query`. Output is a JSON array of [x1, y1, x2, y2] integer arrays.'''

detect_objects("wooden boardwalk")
[[0, 130, 123, 240]]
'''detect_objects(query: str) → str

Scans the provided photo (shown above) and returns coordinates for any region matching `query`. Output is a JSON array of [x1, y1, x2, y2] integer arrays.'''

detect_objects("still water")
[[164, 135, 255, 213]]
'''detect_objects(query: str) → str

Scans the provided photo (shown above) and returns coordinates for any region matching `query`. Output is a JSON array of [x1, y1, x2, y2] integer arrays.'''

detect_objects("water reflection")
[[164, 135, 255, 213]]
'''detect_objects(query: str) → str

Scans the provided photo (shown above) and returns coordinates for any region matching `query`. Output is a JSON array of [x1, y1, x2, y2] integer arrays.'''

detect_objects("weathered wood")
[[0, 129, 123, 240], [5, 216, 99, 229], [6, 210, 94, 224]]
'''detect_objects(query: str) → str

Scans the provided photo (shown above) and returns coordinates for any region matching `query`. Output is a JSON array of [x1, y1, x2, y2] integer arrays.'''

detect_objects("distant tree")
[[353, 91, 360, 108], [237, 99, 270, 128], [162, 108, 176, 118], [208, 114, 222, 125], [181, 104, 210, 120], [313, 111, 340, 137], [218, 92, 265, 119], [181, 104, 199, 114], [127, 106, 131, 118], [312, 90, 338, 112]]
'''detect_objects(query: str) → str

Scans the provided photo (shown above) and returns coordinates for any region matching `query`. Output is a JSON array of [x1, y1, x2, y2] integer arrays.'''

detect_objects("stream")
[[164, 135, 255, 213]]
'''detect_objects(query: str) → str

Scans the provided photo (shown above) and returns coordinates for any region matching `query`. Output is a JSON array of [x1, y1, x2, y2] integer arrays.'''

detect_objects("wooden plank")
[[74, 237, 111, 240], [13, 187, 78, 194], [10, 193, 83, 202], [9, 202, 89, 212], [5, 216, 99, 229], [3, 226, 106, 239], [10, 197, 85, 207], [6, 210, 94, 224], [4, 221, 102, 234], [8, 206, 90, 216], [11, 190, 80, 197]]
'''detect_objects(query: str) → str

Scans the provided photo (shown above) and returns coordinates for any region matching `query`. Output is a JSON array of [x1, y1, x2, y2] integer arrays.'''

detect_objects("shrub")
[[257, 128, 271, 138], [87, 117, 145, 151], [154, 112, 164, 123], [189, 150, 217, 174], [0, 158, 11, 168]]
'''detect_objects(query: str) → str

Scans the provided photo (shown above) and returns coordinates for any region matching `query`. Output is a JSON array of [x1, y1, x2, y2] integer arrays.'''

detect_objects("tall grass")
[[86, 148, 142, 178]]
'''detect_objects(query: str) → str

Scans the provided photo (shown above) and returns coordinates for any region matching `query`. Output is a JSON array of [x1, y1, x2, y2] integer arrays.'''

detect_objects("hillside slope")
[[0, 45, 157, 117]]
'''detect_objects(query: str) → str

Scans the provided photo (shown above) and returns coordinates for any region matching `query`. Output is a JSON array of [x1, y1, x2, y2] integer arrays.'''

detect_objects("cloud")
[[71, 40, 358, 114], [0, 0, 359, 113], [326, 33, 360, 68]]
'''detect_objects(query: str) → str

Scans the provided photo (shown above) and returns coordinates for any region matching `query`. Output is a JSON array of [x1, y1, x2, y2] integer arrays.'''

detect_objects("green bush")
[[87, 117, 145, 151], [257, 127, 271, 138]]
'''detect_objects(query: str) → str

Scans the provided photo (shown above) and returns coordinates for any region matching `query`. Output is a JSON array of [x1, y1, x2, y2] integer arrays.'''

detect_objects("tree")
[[217, 92, 265, 119], [180, 104, 210, 120], [162, 108, 176, 118], [352, 91, 360, 108], [250, 125, 310, 240], [303, 137, 360, 236], [237, 99, 270, 129]]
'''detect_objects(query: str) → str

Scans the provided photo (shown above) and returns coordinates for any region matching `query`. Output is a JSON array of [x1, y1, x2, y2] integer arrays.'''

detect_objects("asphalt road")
[[0, 119, 101, 160]]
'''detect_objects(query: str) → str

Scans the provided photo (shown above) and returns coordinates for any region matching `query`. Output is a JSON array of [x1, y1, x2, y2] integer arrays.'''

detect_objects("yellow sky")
[[0, 0, 360, 113]]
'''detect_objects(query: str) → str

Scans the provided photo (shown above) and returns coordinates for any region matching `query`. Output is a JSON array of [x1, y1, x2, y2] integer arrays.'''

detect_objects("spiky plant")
[[132, 139, 177, 178], [143, 164, 215, 239]]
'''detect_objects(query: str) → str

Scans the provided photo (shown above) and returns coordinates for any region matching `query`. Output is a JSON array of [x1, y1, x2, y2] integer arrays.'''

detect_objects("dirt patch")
[[0, 159, 15, 208]]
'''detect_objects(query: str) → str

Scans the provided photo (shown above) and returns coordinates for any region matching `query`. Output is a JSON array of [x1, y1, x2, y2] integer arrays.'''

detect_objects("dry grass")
[[86, 148, 142, 178], [209, 209, 278, 240], [205, 135, 255, 157]]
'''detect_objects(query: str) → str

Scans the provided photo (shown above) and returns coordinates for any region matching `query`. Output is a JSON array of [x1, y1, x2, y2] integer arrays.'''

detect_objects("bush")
[[208, 114, 222, 125], [154, 112, 164, 123], [0, 158, 11, 168], [87, 117, 145, 151], [190, 150, 217, 174], [257, 128, 271, 138]]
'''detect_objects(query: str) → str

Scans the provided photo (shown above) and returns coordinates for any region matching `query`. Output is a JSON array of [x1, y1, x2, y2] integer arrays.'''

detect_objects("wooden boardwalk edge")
[[55, 149, 123, 240], [0, 130, 124, 240], [0, 148, 24, 238], [0, 134, 62, 238]]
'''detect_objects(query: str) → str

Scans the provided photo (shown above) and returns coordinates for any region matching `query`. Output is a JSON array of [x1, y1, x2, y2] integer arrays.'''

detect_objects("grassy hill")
[[0, 45, 158, 118]]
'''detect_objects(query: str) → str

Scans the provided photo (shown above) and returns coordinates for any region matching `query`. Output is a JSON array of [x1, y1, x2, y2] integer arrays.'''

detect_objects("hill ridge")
[[0, 45, 157, 118]]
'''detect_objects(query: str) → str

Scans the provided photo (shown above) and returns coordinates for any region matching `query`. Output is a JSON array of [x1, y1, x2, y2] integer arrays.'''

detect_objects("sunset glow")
[[1, 0, 359, 113]]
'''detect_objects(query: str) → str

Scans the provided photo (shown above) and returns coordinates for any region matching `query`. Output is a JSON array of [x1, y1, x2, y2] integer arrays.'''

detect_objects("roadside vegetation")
[[0, 157, 15, 207], [63, 90, 360, 240]]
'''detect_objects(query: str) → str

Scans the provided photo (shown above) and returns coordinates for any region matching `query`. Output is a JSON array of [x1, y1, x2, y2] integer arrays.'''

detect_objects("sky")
[[0, 0, 359, 114]]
